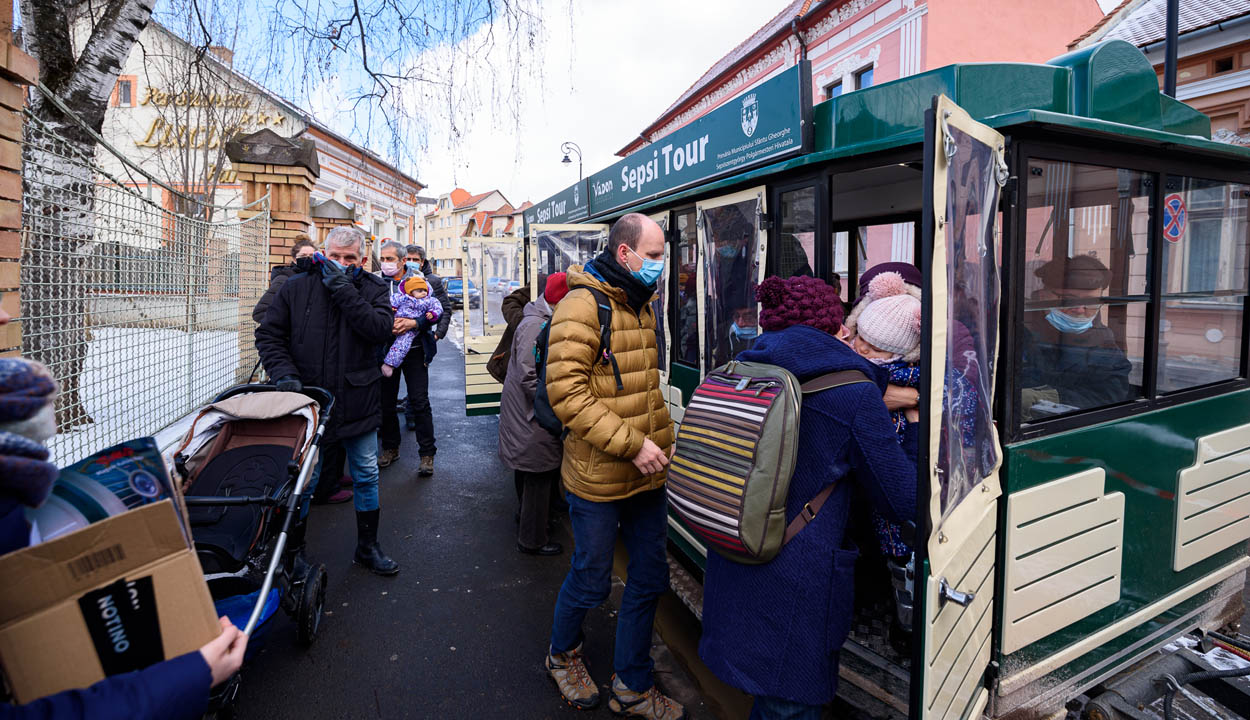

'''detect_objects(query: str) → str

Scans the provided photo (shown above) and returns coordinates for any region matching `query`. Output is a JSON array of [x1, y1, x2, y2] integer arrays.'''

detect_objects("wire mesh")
[[20, 110, 270, 465]]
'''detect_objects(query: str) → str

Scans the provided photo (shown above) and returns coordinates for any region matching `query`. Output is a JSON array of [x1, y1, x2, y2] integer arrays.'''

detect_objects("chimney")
[[208, 46, 234, 66]]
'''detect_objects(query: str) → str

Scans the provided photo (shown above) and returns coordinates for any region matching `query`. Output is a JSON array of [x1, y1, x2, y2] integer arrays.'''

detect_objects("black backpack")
[[533, 287, 621, 437]]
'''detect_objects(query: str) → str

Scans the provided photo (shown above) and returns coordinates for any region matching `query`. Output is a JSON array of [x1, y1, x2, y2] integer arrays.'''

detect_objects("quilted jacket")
[[545, 264, 673, 501]]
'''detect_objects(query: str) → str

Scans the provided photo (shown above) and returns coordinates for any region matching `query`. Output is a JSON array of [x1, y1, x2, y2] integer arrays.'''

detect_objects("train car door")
[[693, 186, 768, 377], [916, 95, 1007, 720], [461, 237, 524, 416], [649, 210, 674, 418]]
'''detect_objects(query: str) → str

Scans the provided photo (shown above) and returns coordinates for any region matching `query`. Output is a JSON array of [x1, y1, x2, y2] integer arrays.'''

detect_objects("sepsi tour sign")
[[588, 61, 811, 216], [525, 179, 590, 227]]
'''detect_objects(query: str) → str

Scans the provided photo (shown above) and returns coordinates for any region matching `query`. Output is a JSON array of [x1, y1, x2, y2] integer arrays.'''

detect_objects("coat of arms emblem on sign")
[[741, 93, 759, 138]]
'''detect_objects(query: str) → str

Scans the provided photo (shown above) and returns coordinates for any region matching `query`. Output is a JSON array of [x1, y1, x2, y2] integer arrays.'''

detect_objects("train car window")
[[1157, 176, 1249, 392], [532, 228, 606, 282], [704, 198, 761, 370], [650, 212, 670, 378], [674, 208, 699, 367], [773, 187, 815, 278], [1018, 161, 1153, 423]]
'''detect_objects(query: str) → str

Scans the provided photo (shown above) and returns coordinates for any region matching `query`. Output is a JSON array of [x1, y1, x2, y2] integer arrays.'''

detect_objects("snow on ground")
[[48, 327, 243, 465]]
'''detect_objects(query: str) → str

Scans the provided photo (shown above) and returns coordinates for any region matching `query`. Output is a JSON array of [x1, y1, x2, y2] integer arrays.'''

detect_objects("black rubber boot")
[[353, 509, 399, 576]]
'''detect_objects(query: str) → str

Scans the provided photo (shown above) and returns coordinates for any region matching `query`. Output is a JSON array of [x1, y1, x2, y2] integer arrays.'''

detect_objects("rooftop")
[[1083, 0, 1250, 47]]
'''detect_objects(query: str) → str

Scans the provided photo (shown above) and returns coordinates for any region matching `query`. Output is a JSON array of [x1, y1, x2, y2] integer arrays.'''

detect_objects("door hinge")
[[758, 215, 774, 232]]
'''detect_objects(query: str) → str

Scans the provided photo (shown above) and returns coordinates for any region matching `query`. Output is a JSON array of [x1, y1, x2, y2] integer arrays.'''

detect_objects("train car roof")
[[527, 40, 1250, 226]]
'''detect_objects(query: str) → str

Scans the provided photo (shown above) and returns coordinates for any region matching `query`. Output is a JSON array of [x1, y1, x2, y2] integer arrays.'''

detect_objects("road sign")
[[1163, 193, 1187, 243]]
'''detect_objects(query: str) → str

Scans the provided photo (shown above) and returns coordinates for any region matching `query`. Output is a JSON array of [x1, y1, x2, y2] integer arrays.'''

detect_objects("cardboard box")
[[0, 500, 219, 703]]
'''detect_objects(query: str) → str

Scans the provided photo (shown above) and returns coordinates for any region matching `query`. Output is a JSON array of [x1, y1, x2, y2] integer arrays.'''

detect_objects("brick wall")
[[0, 8, 37, 356]]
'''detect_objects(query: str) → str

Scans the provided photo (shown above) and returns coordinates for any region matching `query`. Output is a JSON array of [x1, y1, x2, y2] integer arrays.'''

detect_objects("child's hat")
[[855, 272, 922, 361], [544, 272, 569, 305], [403, 275, 428, 295]]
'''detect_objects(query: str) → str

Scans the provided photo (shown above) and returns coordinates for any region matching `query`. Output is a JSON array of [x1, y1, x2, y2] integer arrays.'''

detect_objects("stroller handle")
[[212, 383, 335, 421]]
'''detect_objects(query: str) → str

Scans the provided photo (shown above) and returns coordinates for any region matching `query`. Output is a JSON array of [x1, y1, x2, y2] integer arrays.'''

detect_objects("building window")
[[824, 82, 842, 100], [112, 76, 136, 107], [854, 66, 874, 90], [1213, 56, 1234, 74]]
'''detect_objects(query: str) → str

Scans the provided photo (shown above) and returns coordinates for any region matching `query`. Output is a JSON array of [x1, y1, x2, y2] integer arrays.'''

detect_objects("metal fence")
[[20, 109, 270, 465]]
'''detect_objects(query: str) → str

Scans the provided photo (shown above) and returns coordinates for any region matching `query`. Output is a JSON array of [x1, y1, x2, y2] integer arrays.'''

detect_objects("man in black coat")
[[384, 244, 450, 477], [256, 226, 400, 575]]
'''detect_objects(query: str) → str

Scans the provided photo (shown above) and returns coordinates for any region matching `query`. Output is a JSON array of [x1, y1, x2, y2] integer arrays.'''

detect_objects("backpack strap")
[[581, 287, 623, 391], [783, 481, 838, 544], [781, 369, 873, 545], [799, 369, 872, 394]]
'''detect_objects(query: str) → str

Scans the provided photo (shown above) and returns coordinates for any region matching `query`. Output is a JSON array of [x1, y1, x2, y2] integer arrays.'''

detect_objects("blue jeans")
[[750, 696, 824, 720], [305, 430, 380, 512], [550, 487, 670, 692]]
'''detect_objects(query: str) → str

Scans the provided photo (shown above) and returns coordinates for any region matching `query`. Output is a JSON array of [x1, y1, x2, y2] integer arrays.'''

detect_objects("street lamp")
[[561, 141, 582, 181]]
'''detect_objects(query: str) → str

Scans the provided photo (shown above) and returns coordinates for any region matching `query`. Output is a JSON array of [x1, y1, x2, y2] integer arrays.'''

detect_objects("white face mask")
[[380, 261, 399, 276], [867, 354, 902, 366]]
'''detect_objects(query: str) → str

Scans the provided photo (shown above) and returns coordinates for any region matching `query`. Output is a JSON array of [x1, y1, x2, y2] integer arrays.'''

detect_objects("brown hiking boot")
[[418, 455, 434, 477], [546, 644, 599, 710], [377, 448, 399, 468], [607, 674, 687, 719]]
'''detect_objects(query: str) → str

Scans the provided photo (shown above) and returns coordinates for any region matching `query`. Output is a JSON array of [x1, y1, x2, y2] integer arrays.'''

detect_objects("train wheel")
[[296, 564, 327, 647]]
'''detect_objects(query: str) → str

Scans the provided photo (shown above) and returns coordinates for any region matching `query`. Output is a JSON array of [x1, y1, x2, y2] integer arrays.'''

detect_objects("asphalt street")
[[232, 316, 711, 720]]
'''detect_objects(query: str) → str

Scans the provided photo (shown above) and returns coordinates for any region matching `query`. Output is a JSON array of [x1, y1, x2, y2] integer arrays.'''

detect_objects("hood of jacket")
[[737, 325, 887, 391], [523, 296, 553, 322], [270, 264, 299, 282]]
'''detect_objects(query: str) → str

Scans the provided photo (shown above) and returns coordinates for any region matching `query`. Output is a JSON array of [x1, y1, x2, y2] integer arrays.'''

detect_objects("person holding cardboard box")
[[0, 304, 247, 718]]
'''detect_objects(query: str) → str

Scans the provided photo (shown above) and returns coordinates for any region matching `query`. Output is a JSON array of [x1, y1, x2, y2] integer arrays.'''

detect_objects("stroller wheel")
[[297, 564, 328, 647]]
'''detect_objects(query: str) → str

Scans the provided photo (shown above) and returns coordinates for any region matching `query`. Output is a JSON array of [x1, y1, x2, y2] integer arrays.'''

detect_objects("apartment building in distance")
[[423, 188, 510, 275]]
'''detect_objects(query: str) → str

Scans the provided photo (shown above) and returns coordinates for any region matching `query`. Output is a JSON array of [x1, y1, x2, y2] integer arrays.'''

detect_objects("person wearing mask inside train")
[[1018, 254, 1132, 421]]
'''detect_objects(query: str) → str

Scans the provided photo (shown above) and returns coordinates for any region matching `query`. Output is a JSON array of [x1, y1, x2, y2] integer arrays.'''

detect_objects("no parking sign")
[[1163, 193, 1187, 243]]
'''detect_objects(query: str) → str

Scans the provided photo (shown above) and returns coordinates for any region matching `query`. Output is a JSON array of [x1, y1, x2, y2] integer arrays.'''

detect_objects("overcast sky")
[[407, 0, 1120, 206], [406, 0, 787, 207]]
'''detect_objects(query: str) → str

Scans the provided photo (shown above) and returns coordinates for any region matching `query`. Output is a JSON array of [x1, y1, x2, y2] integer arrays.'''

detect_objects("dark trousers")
[[516, 469, 559, 549], [380, 342, 435, 456], [312, 438, 346, 502]]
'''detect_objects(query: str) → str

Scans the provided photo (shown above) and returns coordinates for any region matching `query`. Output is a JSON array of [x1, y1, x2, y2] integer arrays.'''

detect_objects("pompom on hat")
[[544, 272, 569, 305], [756, 275, 844, 336], [853, 272, 922, 362], [402, 275, 429, 296]]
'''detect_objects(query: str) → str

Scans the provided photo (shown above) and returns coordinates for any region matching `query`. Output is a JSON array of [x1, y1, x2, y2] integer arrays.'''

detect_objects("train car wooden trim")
[[1001, 468, 1125, 655], [996, 554, 1250, 696], [1173, 422, 1250, 571]]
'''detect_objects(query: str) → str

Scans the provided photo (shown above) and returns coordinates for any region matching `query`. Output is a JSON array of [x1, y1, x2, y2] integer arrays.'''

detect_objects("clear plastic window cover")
[[940, 126, 1002, 519], [703, 198, 761, 372], [480, 243, 521, 327], [535, 229, 606, 281]]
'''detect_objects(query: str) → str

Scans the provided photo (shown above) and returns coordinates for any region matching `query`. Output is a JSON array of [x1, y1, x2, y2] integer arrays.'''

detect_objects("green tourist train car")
[[461, 39, 1250, 720]]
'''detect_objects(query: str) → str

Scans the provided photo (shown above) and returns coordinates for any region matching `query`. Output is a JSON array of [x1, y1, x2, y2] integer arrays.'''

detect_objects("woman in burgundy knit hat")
[[699, 274, 918, 720]]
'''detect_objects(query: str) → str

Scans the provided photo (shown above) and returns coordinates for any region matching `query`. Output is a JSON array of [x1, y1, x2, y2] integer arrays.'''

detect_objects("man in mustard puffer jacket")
[[543, 214, 684, 719]]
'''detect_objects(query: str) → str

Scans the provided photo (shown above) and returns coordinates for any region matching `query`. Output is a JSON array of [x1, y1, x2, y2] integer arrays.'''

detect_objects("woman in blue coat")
[[698, 275, 918, 720]]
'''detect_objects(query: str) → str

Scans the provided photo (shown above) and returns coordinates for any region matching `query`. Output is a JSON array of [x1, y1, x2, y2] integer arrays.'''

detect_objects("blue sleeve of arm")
[[845, 389, 918, 525], [1, 651, 211, 720]]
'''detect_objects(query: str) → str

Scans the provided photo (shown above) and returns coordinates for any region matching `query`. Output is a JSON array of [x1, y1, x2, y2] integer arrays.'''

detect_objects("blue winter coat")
[[698, 324, 919, 705]]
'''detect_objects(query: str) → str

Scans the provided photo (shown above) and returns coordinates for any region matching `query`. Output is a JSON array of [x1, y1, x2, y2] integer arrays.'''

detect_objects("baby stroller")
[[166, 384, 333, 711]]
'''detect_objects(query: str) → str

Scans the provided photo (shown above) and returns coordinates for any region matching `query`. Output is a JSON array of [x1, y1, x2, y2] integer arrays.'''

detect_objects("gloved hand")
[[319, 258, 352, 293], [276, 376, 303, 393]]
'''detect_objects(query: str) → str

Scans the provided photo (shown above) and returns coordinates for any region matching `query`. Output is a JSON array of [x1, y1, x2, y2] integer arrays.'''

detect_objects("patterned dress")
[[384, 292, 443, 368]]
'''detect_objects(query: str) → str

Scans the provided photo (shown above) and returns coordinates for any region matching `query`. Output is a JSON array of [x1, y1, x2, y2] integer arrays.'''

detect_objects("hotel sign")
[[586, 61, 811, 216]]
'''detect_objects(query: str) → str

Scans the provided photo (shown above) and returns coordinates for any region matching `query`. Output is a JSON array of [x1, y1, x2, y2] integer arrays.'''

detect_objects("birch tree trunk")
[[19, 0, 154, 430]]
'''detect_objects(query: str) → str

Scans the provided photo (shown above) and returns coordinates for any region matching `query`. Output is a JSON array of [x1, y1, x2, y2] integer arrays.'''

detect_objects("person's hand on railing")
[[276, 376, 303, 393]]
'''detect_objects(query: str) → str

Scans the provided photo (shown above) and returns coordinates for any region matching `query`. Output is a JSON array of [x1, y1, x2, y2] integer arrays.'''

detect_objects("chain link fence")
[[20, 110, 269, 465]]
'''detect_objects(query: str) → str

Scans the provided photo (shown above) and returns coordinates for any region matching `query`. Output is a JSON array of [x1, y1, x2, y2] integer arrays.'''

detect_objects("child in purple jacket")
[[382, 275, 443, 377]]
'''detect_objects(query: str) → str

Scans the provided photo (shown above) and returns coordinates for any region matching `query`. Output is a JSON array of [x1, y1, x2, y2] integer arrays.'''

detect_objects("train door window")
[[830, 162, 924, 299], [674, 207, 699, 367], [1018, 161, 1153, 423], [772, 186, 816, 278], [697, 187, 765, 372], [1157, 176, 1249, 392], [832, 222, 914, 300], [649, 211, 671, 381]]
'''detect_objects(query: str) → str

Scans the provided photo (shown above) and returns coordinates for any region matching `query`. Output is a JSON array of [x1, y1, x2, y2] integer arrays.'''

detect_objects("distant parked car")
[[445, 277, 481, 309], [493, 278, 512, 293], [507, 280, 522, 294], [486, 277, 500, 293]]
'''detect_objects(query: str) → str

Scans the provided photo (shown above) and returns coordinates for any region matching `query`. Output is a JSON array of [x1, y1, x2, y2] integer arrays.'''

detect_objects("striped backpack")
[[667, 360, 870, 564]]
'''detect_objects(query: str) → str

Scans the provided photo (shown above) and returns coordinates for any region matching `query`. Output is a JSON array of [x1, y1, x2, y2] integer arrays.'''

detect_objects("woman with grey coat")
[[498, 273, 569, 556]]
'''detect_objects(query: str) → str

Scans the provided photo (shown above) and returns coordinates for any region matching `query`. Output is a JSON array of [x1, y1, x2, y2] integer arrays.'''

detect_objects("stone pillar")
[[0, 11, 37, 357], [311, 198, 357, 248], [224, 129, 319, 380]]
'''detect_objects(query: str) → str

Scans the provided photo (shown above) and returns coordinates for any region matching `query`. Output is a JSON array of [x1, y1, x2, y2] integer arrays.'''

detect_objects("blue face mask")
[[406, 261, 423, 273], [627, 247, 664, 287], [717, 245, 738, 259], [730, 322, 758, 340], [1045, 308, 1094, 334]]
